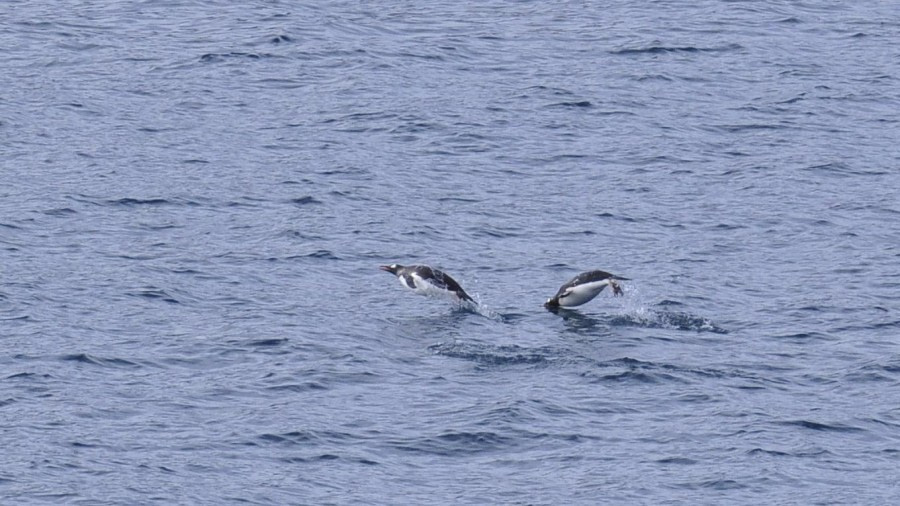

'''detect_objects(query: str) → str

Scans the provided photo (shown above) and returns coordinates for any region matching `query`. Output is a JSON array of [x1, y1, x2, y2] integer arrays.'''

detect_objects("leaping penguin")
[[380, 264, 474, 304], [545, 270, 628, 309]]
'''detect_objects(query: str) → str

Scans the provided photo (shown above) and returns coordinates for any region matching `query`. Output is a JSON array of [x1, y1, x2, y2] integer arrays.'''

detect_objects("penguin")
[[380, 264, 474, 304], [545, 270, 628, 309]]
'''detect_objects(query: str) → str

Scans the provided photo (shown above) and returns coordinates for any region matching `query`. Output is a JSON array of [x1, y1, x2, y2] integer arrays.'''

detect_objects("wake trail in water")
[[458, 295, 506, 322], [615, 285, 727, 333]]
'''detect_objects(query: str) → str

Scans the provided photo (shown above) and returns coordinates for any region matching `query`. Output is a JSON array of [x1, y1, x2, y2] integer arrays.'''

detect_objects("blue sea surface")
[[2, 1, 900, 504]]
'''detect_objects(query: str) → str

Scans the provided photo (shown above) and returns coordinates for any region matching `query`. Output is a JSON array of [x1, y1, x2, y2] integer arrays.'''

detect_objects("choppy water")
[[3, 1, 900, 504]]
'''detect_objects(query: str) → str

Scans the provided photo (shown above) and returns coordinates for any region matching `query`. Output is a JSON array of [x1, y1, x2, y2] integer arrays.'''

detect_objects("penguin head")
[[379, 264, 402, 275]]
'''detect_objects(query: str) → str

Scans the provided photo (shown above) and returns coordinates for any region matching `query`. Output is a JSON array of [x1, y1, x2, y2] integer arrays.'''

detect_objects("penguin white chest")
[[558, 280, 610, 307], [403, 273, 456, 300]]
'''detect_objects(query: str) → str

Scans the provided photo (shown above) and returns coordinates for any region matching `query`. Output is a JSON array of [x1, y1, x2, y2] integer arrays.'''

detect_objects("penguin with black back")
[[380, 264, 474, 305], [545, 270, 628, 309]]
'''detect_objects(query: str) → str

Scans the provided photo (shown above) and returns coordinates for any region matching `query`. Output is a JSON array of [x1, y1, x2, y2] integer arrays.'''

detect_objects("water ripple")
[[3, 0, 900, 503]]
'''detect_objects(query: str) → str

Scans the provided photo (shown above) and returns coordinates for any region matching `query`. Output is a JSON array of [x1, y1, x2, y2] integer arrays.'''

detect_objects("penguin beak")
[[379, 265, 393, 273]]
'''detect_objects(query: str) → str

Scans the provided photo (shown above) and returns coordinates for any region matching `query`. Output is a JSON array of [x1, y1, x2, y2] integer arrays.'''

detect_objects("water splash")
[[611, 306, 727, 333], [612, 284, 727, 333], [461, 294, 505, 321]]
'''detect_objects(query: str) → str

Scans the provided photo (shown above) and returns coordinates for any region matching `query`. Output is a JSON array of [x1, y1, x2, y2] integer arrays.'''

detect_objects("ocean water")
[[2, 1, 900, 504]]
